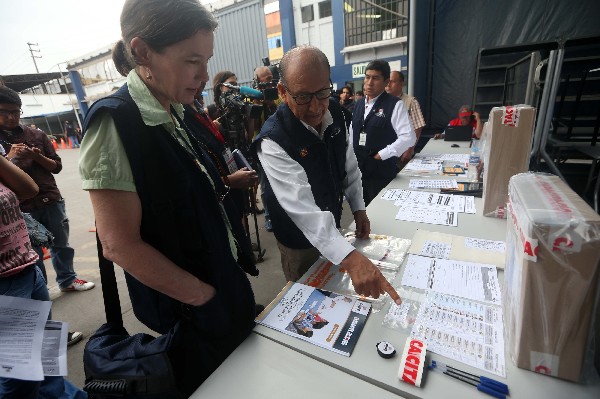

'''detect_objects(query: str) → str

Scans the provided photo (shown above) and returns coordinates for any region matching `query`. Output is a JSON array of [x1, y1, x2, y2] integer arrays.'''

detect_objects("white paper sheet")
[[411, 292, 506, 377], [401, 255, 435, 289], [464, 237, 506, 253], [403, 159, 442, 172], [42, 320, 68, 376], [400, 255, 502, 305], [392, 190, 468, 213], [420, 240, 452, 259], [0, 296, 51, 381], [409, 179, 458, 190], [395, 203, 458, 226], [408, 229, 505, 269]]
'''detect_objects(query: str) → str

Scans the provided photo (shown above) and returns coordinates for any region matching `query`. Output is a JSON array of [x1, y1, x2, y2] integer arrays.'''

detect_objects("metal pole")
[[57, 64, 83, 130], [407, 0, 416, 95], [530, 51, 556, 163], [538, 48, 566, 180]]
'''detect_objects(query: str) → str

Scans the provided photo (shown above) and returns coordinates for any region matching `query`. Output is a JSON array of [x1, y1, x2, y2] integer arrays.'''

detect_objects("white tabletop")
[[191, 333, 405, 399]]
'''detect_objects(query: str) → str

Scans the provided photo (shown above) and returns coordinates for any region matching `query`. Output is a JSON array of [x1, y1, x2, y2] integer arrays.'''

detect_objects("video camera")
[[218, 83, 264, 132], [252, 57, 279, 101]]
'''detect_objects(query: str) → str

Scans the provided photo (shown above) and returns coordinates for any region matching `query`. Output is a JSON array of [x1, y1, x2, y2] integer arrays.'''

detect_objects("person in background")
[[434, 105, 483, 139], [64, 120, 79, 148], [354, 90, 364, 102], [339, 85, 355, 113], [183, 82, 258, 252], [0, 86, 95, 293], [351, 60, 415, 206], [79, 0, 257, 395], [250, 65, 281, 231], [0, 155, 86, 399], [385, 71, 426, 164], [253, 45, 401, 305]]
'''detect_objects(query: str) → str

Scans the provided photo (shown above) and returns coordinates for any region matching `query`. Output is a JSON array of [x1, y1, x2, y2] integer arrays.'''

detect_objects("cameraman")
[[208, 71, 253, 146], [249, 66, 281, 232], [206, 72, 259, 231]]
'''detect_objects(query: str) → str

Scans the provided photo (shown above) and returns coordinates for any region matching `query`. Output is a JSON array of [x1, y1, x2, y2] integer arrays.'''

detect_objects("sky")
[[0, 0, 217, 76]]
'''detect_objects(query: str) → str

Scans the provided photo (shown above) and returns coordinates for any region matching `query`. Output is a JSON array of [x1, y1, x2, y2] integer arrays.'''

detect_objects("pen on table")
[[428, 360, 509, 398]]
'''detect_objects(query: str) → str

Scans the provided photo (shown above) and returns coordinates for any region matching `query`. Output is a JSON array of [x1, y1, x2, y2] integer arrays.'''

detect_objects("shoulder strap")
[[95, 230, 123, 326]]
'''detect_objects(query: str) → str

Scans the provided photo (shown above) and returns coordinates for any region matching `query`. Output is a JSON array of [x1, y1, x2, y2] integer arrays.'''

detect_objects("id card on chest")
[[222, 147, 238, 174]]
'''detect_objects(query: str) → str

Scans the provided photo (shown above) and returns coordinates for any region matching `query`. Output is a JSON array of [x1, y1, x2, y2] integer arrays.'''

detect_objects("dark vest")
[[252, 98, 347, 249], [83, 84, 256, 334], [352, 91, 400, 180]]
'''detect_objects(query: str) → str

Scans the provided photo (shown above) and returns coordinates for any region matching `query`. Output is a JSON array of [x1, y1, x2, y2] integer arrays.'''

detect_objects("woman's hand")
[[227, 167, 258, 189]]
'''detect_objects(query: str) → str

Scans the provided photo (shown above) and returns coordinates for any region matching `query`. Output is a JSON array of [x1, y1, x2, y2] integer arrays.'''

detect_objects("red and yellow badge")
[[299, 147, 309, 157]]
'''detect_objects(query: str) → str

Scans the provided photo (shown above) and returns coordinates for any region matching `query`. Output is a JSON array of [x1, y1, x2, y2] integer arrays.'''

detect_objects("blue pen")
[[429, 360, 509, 398]]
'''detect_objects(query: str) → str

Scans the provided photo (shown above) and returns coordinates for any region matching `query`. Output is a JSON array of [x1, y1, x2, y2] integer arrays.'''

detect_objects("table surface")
[[197, 138, 600, 399], [190, 333, 404, 399]]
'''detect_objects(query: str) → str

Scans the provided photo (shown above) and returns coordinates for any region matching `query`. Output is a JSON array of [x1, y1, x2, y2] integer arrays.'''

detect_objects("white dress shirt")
[[349, 92, 416, 160], [257, 109, 364, 265]]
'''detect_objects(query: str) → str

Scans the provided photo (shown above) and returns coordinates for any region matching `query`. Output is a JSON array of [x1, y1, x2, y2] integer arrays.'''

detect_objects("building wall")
[[206, 0, 269, 105], [281, 0, 408, 92], [293, 0, 336, 66]]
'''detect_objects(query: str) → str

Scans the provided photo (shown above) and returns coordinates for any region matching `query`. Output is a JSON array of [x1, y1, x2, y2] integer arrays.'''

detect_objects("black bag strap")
[[95, 230, 123, 327]]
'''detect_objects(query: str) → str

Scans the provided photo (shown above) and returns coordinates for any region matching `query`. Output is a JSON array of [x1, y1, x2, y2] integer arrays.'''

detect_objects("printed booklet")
[[256, 282, 372, 356]]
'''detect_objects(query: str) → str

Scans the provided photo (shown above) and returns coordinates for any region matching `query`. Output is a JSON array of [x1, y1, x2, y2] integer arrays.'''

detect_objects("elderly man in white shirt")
[[252, 46, 401, 304]]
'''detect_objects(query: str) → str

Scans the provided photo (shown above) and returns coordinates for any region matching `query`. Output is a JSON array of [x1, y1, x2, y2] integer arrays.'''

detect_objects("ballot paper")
[[395, 203, 458, 227], [411, 292, 506, 377], [400, 254, 502, 305], [0, 295, 52, 381], [409, 179, 459, 190]]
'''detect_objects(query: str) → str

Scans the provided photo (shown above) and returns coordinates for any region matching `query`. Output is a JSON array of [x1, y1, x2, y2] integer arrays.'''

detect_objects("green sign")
[[352, 62, 369, 78]]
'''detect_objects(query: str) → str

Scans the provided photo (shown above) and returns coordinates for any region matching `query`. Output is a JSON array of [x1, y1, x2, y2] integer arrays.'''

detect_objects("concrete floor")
[[47, 147, 353, 389]]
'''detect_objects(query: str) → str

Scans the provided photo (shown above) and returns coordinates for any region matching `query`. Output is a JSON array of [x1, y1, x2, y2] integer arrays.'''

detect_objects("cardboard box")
[[505, 173, 600, 382], [482, 105, 536, 217]]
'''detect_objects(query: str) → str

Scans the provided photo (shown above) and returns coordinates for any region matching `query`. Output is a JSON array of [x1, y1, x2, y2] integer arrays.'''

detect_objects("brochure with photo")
[[256, 282, 372, 356]]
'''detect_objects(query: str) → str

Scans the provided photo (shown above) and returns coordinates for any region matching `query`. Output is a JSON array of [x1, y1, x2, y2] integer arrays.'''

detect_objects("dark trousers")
[[362, 176, 392, 206]]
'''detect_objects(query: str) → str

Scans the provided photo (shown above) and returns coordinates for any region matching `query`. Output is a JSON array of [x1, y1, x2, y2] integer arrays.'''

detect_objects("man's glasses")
[[0, 109, 23, 118], [283, 84, 333, 105]]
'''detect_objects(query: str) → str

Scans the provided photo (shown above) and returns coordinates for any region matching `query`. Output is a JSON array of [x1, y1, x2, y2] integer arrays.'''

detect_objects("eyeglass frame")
[[0, 109, 23, 118], [282, 81, 333, 105]]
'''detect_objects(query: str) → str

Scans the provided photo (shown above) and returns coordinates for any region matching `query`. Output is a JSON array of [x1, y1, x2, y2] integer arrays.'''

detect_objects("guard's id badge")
[[223, 148, 238, 174], [359, 132, 367, 146]]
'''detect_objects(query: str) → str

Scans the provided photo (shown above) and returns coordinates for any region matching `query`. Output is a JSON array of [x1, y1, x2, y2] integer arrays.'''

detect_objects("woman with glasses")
[[251, 46, 401, 305]]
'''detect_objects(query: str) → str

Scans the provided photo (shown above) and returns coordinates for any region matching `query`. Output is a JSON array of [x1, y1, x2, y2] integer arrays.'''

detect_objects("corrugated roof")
[[0, 73, 64, 93]]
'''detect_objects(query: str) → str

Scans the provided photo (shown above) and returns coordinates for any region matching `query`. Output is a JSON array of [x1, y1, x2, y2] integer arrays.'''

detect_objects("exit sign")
[[352, 62, 369, 78]]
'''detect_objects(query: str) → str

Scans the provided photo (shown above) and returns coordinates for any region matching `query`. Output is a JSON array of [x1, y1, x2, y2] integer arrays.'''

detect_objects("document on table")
[[42, 320, 68, 376], [400, 254, 502, 305], [395, 203, 458, 226], [408, 230, 506, 269], [409, 179, 458, 190], [464, 237, 506, 253], [411, 291, 506, 377], [0, 295, 52, 381], [403, 159, 442, 172]]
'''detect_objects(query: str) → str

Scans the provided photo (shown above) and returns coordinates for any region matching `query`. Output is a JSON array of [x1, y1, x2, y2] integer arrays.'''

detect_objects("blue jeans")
[[29, 200, 77, 289], [0, 267, 87, 399], [68, 136, 80, 148]]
